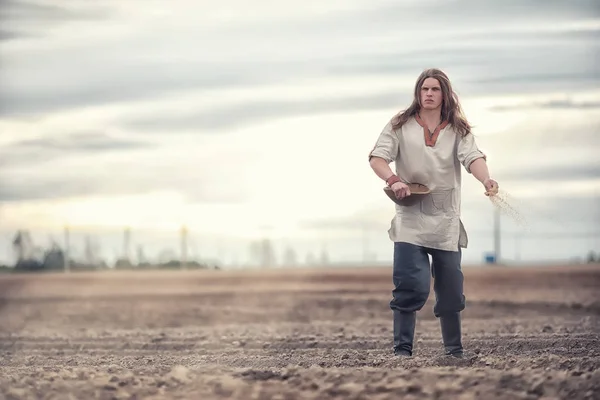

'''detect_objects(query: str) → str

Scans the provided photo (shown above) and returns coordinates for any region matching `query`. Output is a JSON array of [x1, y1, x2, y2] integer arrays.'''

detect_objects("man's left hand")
[[483, 178, 499, 196]]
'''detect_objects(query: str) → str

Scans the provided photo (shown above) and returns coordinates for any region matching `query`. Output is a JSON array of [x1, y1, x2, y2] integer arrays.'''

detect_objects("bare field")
[[1, 264, 599, 399]]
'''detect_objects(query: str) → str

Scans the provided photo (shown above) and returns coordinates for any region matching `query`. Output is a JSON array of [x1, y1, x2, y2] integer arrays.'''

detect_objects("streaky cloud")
[[0, 0, 111, 22], [0, 132, 156, 168], [497, 164, 600, 181], [122, 91, 406, 133], [489, 99, 600, 112]]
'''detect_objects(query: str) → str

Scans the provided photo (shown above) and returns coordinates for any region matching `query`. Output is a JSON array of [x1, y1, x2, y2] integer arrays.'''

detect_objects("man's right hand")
[[391, 182, 411, 199]]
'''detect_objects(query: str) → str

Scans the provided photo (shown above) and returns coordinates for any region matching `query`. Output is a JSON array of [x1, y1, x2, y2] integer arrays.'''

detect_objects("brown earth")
[[0, 264, 599, 400]]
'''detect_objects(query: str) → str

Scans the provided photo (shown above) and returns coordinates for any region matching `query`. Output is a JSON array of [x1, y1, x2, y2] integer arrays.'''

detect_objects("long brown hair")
[[391, 68, 471, 137]]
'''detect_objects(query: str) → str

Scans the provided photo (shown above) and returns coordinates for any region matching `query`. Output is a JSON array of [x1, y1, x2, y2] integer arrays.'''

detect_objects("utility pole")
[[493, 208, 501, 264], [217, 237, 223, 267], [64, 225, 70, 273], [123, 227, 131, 263], [181, 225, 188, 269]]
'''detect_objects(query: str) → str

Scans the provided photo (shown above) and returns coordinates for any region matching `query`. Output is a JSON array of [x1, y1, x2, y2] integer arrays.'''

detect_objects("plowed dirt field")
[[1, 264, 599, 399]]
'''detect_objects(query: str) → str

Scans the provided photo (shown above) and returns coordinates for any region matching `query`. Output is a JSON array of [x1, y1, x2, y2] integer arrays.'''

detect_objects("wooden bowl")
[[383, 183, 431, 206]]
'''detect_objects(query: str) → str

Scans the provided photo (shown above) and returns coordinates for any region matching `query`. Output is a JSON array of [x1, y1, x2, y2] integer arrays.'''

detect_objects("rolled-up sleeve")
[[457, 133, 486, 173], [368, 121, 399, 163]]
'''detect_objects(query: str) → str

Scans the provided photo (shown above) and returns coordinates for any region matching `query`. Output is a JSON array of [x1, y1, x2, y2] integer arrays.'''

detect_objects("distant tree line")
[[1, 230, 220, 273]]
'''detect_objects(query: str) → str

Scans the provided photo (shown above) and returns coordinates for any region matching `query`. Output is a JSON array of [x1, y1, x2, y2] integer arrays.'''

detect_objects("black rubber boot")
[[393, 310, 416, 356], [440, 312, 463, 356]]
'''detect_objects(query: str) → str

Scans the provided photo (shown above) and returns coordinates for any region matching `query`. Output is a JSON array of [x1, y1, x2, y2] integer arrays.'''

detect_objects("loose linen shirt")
[[369, 115, 486, 252]]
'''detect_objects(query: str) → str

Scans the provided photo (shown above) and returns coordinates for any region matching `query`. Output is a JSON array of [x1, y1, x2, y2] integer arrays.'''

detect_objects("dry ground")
[[0, 264, 599, 399]]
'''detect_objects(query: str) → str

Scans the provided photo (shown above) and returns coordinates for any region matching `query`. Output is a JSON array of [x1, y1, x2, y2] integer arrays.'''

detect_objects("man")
[[368, 68, 498, 358]]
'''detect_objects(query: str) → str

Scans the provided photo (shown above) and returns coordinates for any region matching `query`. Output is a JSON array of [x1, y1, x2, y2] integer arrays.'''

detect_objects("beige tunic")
[[369, 115, 486, 252]]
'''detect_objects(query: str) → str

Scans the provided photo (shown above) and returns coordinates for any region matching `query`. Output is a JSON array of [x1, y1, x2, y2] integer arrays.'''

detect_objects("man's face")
[[420, 77, 443, 110]]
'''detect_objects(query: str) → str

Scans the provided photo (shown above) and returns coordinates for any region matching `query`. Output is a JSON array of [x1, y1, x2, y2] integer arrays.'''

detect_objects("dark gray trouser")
[[390, 241, 465, 355]]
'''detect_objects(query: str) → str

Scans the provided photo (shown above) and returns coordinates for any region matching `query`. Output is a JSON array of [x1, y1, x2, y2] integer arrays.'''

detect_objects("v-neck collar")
[[415, 113, 449, 147]]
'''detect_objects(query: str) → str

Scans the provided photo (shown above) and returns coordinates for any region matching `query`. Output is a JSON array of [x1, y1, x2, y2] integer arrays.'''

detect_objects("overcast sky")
[[1, 0, 599, 266]]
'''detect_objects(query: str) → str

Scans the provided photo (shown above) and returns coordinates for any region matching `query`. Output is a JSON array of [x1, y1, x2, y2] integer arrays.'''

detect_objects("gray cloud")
[[248, 0, 599, 37], [0, 139, 245, 203], [0, 176, 104, 202], [0, 0, 597, 119], [1, 0, 74, 20], [8, 132, 153, 151], [0, 132, 155, 168], [497, 164, 600, 182], [0, 173, 245, 204], [326, 47, 501, 75], [0, 0, 110, 22], [489, 99, 600, 112], [476, 111, 600, 151], [0, 0, 112, 43], [0, 171, 144, 202], [3, 39, 597, 121], [454, 26, 600, 42], [368, 0, 599, 24], [123, 91, 407, 133], [328, 46, 599, 95], [0, 28, 30, 41], [0, 67, 273, 118]]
